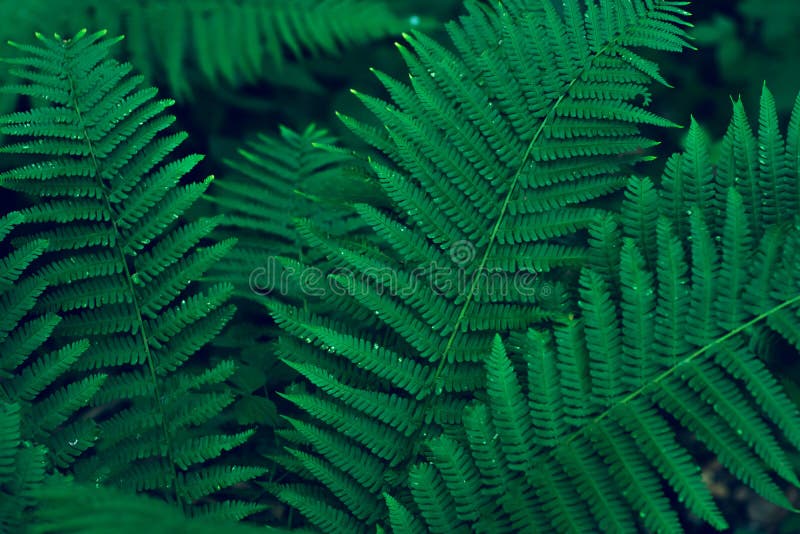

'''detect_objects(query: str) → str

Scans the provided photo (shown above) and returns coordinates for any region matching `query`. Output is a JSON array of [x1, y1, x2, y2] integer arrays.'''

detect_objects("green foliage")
[[0, 0, 413, 100], [201, 125, 385, 459], [0, 29, 264, 521], [82, 0, 411, 99], [394, 87, 800, 531], [31, 478, 287, 534], [205, 124, 375, 304], [266, 0, 698, 530], [1, 1, 800, 533], [693, 0, 800, 115], [0, 211, 105, 470], [1, 401, 47, 533]]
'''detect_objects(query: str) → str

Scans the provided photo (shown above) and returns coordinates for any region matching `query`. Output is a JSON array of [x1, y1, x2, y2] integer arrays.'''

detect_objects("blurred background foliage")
[[0, 0, 796, 159], [3, 1, 798, 178], [641, 0, 800, 158], [2, 1, 800, 531]]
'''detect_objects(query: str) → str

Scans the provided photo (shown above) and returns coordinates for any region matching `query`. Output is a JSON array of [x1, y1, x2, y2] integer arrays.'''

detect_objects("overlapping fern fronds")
[[205, 125, 375, 304], [202, 125, 381, 439], [0, 401, 46, 533], [0, 212, 105, 471], [267, 0, 694, 529], [389, 87, 800, 533], [86, 0, 412, 98], [395, 315, 800, 532], [0, 210, 105, 533], [654, 85, 800, 349], [0, 29, 264, 520], [0, 0, 412, 101]]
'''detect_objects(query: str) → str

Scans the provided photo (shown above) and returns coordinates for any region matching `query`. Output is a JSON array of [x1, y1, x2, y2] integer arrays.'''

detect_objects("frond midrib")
[[537, 292, 800, 471], [60, 37, 185, 509], [422, 0, 680, 423]]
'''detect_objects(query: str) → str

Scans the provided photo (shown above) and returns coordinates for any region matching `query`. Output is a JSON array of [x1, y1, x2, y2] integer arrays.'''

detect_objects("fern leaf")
[[0, 212, 105, 470], [270, 1, 693, 528], [0, 0, 412, 103], [399, 87, 800, 533], [204, 125, 374, 303], [0, 30, 264, 518]]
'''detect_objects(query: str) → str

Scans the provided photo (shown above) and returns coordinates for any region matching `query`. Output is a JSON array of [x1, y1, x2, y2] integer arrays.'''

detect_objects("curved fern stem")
[[415, 1, 682, 460], [567, 291, 800, 452]]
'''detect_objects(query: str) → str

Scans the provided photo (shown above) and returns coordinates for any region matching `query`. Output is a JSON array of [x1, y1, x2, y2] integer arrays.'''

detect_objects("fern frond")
[[394, 86, 800, 533], [270, 0, 692, 529], [0, 212, 106, 470], [660, 118, 715, 233], [0, 30, 264, 518], [204, 125, 373, 303], [0, 0, 412, 103], [661, 85, 800, 352], [103, 0, 410, 98], [32, 478, 282, 534], [402, 281, 799, 532]]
